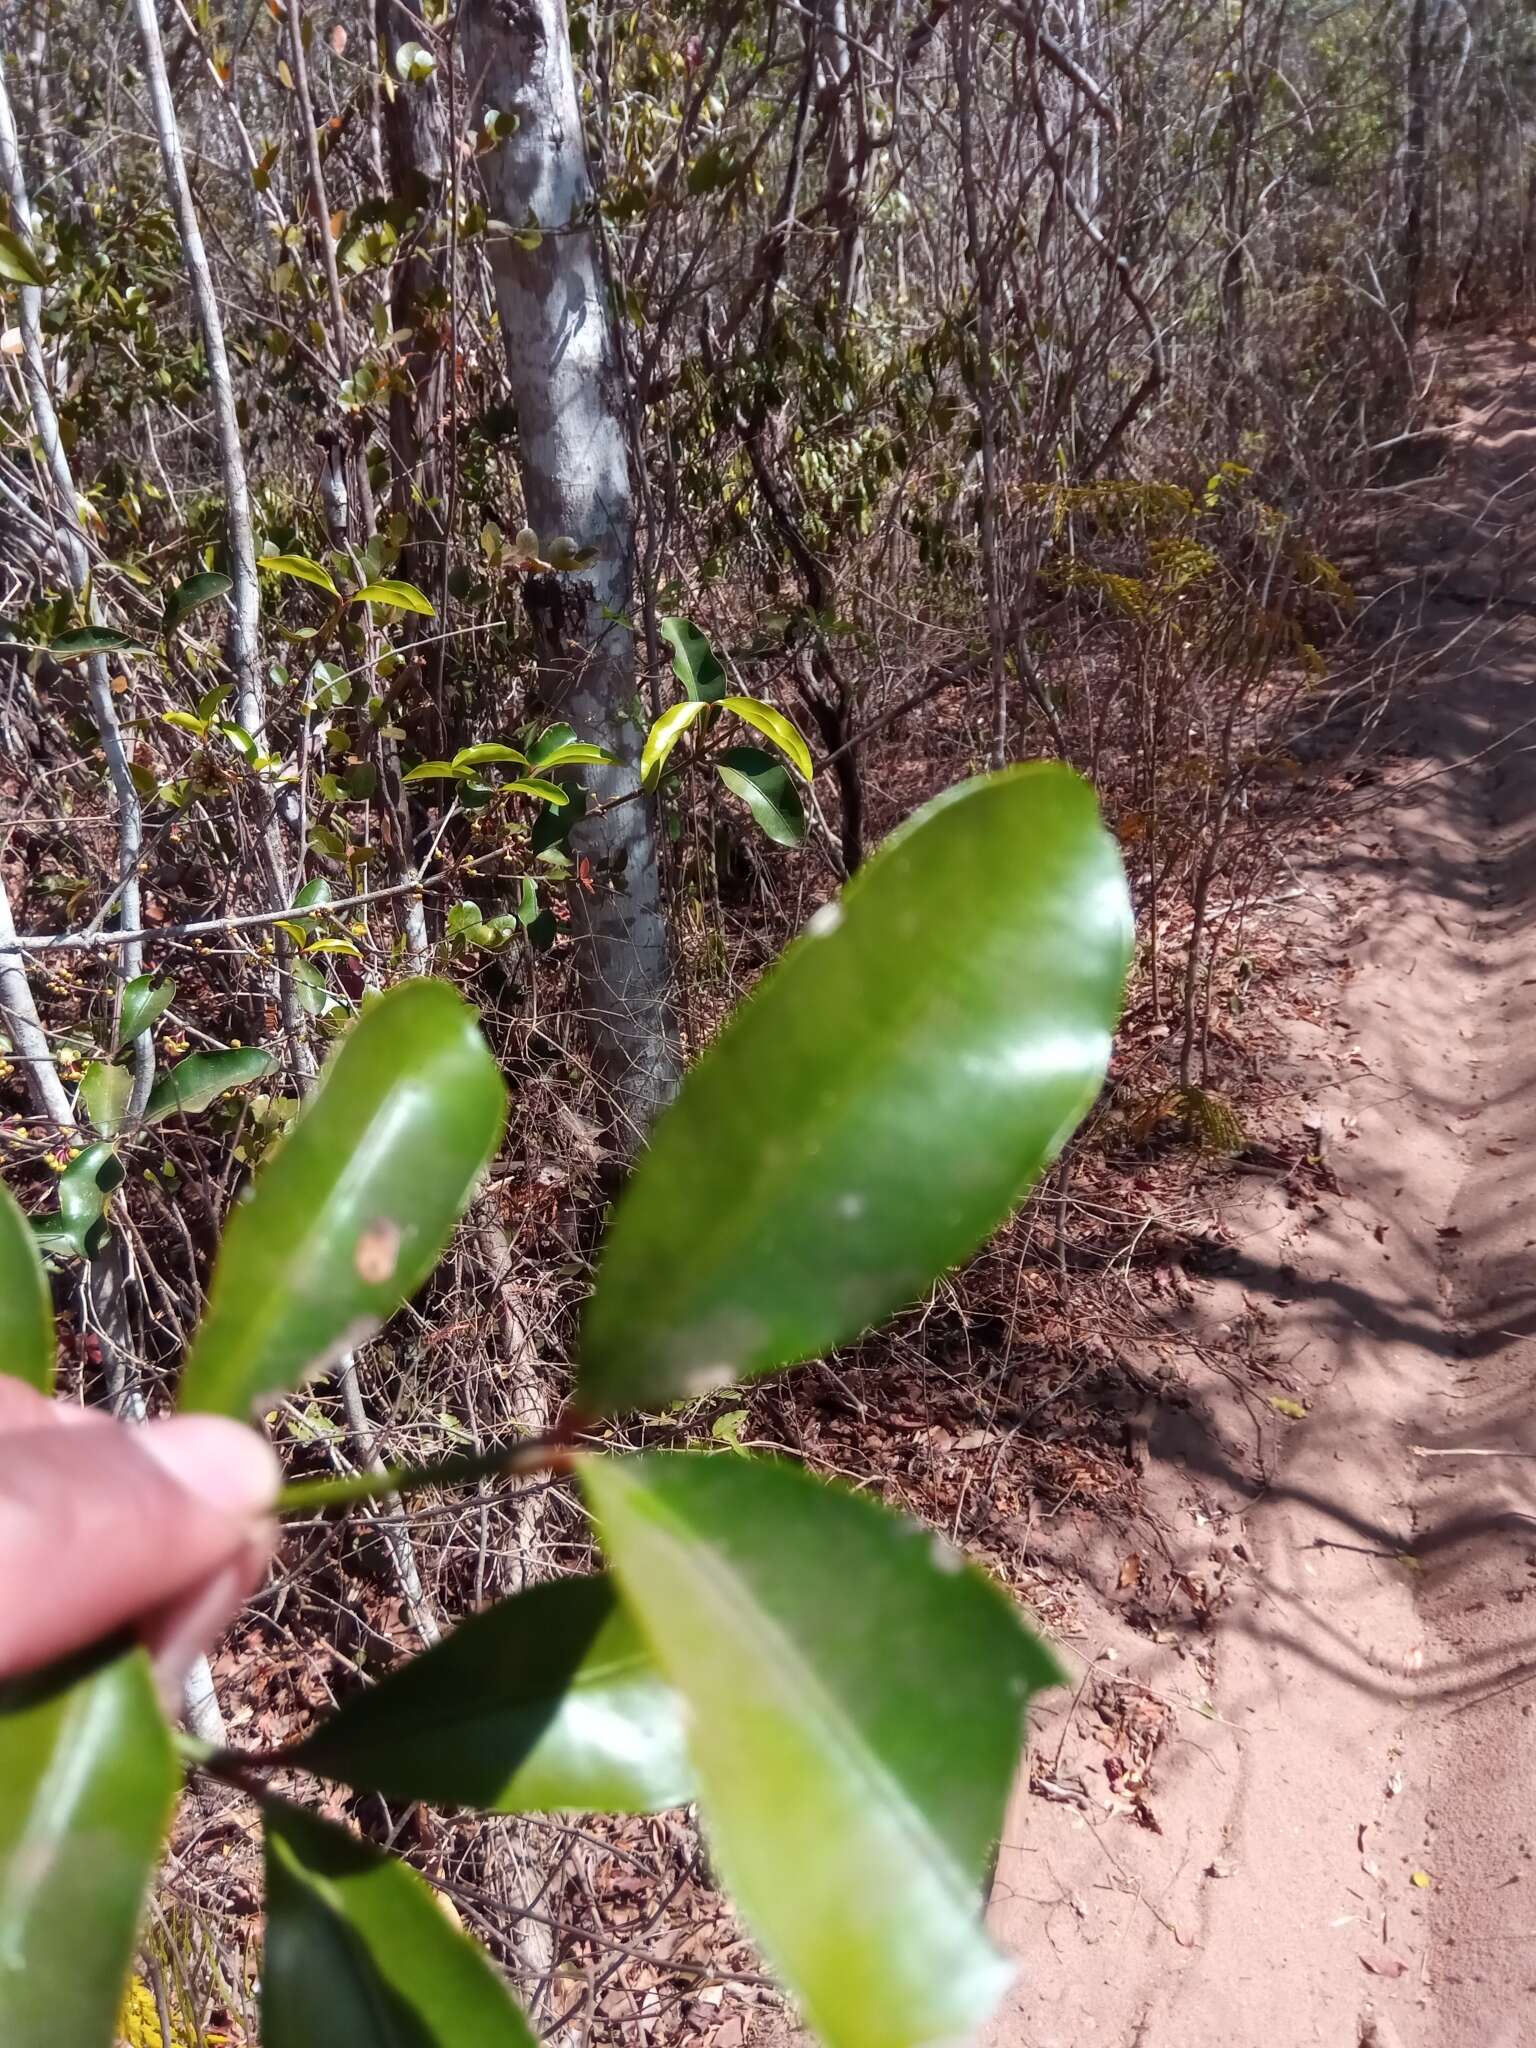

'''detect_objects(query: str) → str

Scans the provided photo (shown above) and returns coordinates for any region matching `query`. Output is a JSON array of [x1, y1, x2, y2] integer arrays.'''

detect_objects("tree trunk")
[[1400, 0, 1431, 363], [461, 0, 677, 1136], [375, 0, 450, 599]]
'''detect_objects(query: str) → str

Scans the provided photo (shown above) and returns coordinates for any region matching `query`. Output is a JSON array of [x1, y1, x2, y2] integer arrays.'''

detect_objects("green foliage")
[[578, 764, 1131, 1415], [263, 1803, 538, 2048], [660, 613, 727, 700], [0, 768, 1131, 2048], [178, 980, 507, 1418], [0, 1178, 55, 1390], [715, 743, 807, 846], [117, 974, 176, 1048], [288, 1576, 695, 1814], [143, 1047, 275, 1124], [584, 1451, 1062, 2048], [161, 572, 231, 635], [31, 1141, 126, 1261], [0, 1650, 177, 2048]]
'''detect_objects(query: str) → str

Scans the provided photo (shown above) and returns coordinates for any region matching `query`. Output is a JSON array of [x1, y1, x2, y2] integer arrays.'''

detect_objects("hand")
[[0, 1379, 278, 1702]]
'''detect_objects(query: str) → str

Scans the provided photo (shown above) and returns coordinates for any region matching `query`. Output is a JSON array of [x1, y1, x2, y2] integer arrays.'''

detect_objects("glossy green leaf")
[[162, 571, 232, 632], [36, 1141, 126, 1261], [527, 721, 620, 769], [354, 578, 436, 616], [660, 615, 727, 701], [578, 764, 1131, 1414], [47, 627, 149, 661], [0, 1177, 54, 1390], [402, 760, 464, 782], [452, 743, 529, 769], [260, 553, 341, 597], [178, 980, 507, 1418], [583, 1451, 1063, 2048], [0, 224, 46, 288], [0, 1648, 177, 2048], [288, 1575, 693, 1813], [642, 696, 811, 792], [80, 1058, 132, 1137], [143, 1046, 275, 1123], [119, 972, 177, 1047], [716, 745, 807, 848], [501, 776, 568, 806], [532, 739, 619, 769], [641, 697, 710, 789], [263, 1802, 537, 2048], [718, 697, 813, 781]]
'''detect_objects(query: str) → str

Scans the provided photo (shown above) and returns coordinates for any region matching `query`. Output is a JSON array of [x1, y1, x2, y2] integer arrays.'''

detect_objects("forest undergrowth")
[[2, 0, 1532, 2033]]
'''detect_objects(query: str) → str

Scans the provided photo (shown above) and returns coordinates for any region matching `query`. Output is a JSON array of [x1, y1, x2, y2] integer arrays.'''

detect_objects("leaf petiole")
[[275, 1433, 570, 1517]]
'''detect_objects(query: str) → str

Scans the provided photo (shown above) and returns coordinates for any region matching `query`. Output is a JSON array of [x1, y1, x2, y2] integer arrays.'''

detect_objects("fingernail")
[[139, 1416, 281, 1520]]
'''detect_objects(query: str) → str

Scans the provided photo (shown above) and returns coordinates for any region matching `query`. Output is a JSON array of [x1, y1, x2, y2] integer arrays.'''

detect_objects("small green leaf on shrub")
[[353, 578, 435, 616], [716, 745, 807, 847], [144, 1047, 275, 1124], [178, 980, 507, 1418], [81, 1059, 132, 1138], [0, 1649, 176, 2047], [528, 722, 620, 769], [162, 572, 232, 633], [0, 224, 46, 287], [288, 1576, 694, 1814], [41, 1140, 126, 1260], [641, 698, 710, 788], [577, 764, 1132, 1415], [260, 553, 341, 597], [402, 760, 464, 783], [47, 627, 148, 661], [502, 776, 569, 806], [583, 1451, 1063, 2048], [660, 615, 727, 701], [0, 1177, 54, 1390], [263, 1802, 537, 2048], [717, 697, 813, 781], [119, 972, 177, 1047], [452, 743, 529, 770]]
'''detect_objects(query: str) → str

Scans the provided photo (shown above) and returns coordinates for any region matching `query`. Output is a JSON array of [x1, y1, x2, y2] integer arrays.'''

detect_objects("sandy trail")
[[984, 334, 1536, 2048]]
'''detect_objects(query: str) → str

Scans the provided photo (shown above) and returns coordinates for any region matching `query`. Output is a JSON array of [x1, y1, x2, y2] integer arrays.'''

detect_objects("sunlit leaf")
[[402, 760, 465, 783], [716, 745, 807, 847], [0, 1176, 54, 1390], [717, 697, 813, 781], [143, 1047, 275, 1124], [501, 776, 568, 806], [178, 980, 507, 1417], [80, 1059, 132, 1138], [260, 553, 341, 597], [0, 1649, 176, 2048], [640, 697, 711, 789], [263, 1802, 536, 2048], [452, 743, 529, 769], [288, 1576, 694, 1813], [0, 225, 46, 288], [353, 577, 436, 616], [577, 765, 1132, 1414], [583, 1451, 1063, 2048]]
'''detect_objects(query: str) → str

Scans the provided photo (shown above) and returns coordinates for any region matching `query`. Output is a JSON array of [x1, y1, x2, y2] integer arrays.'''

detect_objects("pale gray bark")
[[461, 0, 677, 1135], [131, 0, 263, 737], [0, 62, 153, 1108]]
